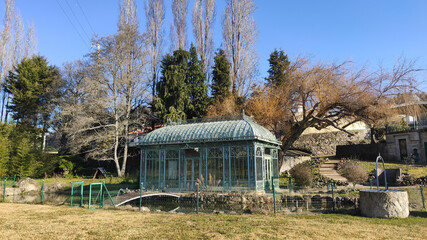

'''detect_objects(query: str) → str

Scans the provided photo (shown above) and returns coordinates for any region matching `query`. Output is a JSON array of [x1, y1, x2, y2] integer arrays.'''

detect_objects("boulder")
[[359, 190, 409, 218], [141, 207, 150, 212], [46, 183, 63, 192], [18, 178, 40, 192]]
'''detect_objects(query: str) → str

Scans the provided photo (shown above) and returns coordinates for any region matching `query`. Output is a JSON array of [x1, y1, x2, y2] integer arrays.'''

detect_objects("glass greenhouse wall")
[[136, 115, 281, 192]]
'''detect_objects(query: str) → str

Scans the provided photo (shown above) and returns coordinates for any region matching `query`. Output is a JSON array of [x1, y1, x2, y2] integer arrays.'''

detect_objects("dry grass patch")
[[356, 161, 427, 178], [0, 203, 426, 239]]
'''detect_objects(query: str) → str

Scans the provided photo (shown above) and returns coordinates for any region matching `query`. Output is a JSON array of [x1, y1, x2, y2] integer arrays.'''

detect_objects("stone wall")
[[280, 155, 311, 173], [292, 130, 368, 156]]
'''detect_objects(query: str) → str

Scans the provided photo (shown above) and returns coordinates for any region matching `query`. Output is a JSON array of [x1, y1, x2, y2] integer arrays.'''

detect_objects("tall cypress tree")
[[265, 49, 290, 87], [156, 45, 210, 121], [211, 49, 231, 101], [186, 44, 209, 119], [155, 49, 191, 122]]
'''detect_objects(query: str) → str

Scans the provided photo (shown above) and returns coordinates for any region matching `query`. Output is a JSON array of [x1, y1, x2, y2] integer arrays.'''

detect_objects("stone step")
[[318, 160, 347, 182], [319, 167, 336, 171], [324, 160, 341, 164], [324, 177, 347, 182], [320, 163, 337, 167], [319, 171, 338, 175]]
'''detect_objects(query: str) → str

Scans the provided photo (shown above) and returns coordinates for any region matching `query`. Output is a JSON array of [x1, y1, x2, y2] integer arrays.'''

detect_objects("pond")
[[1, 191, 356, 214]]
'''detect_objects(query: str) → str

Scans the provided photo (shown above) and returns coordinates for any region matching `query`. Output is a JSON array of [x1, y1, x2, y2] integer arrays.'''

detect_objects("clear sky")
[[3, 0, 427, 89]]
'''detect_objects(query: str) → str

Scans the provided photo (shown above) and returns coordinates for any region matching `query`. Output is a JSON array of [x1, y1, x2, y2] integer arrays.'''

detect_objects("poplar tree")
[[222, 0, 257, 97]]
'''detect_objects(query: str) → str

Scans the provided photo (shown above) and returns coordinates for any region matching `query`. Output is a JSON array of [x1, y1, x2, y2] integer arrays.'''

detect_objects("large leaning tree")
[[247, 55, 419, 165]]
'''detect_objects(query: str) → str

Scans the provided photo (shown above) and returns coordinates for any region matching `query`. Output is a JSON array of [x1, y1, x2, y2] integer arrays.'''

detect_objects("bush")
[[290, 163, 313, 187], [397, 174, 427, 186], [342, 162, 368, 188]]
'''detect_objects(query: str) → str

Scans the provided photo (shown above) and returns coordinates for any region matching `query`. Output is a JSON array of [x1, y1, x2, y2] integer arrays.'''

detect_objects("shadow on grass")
[[410, 211, 427, 218]]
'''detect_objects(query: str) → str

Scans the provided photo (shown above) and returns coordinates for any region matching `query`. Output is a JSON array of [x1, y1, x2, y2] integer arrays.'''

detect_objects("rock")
[[18, 178, 40, 192], [46, 183, 63, 192], [243, 208, 252, 214], [4, 187, 21, 196], [141, 207, 150, 212], [359, 190, 409, 218]]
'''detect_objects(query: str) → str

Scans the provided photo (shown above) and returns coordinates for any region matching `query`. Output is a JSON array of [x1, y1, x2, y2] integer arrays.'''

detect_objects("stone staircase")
[[319, 160, 347, 182]]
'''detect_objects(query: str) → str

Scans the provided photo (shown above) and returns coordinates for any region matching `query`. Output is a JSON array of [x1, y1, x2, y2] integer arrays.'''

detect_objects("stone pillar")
[[359, 190, 409, 218]]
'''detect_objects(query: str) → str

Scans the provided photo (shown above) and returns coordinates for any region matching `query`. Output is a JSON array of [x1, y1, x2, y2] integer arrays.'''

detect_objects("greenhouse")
[[135, 115, 282, 192]]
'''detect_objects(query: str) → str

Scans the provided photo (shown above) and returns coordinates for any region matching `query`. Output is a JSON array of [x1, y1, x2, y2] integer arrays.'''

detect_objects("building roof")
[[135, 115, 282, 146]]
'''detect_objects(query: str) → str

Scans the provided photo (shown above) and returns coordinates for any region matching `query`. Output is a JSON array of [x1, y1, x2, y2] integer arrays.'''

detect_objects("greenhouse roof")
[[136, 115, 281, 146]]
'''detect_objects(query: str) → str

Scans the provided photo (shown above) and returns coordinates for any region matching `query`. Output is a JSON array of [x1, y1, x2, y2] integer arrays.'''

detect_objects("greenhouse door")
[[185, 157, 199, 190]]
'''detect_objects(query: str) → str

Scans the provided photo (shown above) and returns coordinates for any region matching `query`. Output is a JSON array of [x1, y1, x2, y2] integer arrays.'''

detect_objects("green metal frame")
[[70, 181, 84, 207], [88, 182, 115, 209], [2, 179, 5, 202], [41, 180, 45, 203], [1, 176, 16, 187]]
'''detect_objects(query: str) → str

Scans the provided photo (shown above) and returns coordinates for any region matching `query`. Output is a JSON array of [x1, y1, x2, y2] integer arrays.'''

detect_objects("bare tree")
[[192, 0, 215, 81], [144, 0, 165, 100], [172, 0, 188, 50], [0, 0, 37, 122], [23, 22, 37, 58], [60, 0, 147, 177], [349, 57, 421, 142], [222, 0, 257, 97], [0, 0, 14, 122], [54, 60, 93, 154]]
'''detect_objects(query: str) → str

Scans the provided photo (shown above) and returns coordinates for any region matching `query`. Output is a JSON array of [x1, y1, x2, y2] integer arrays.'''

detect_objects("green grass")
[[33, 176, 136, 186], [356, 161, 427, 178], [0, 203, 426, 239]]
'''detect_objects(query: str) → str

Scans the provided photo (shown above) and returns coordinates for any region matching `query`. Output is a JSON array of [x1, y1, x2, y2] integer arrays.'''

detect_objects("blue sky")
[[3, 0, 427, 89]]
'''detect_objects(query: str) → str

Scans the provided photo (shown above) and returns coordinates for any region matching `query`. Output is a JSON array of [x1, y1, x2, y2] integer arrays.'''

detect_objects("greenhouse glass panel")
[[256, 147, 263, 181], [146, 150, 159, 190], [248, 145, 255, 187], [165, 150, 179, 189], [207, 148, 223, 187], [231, 146, 248, 187]]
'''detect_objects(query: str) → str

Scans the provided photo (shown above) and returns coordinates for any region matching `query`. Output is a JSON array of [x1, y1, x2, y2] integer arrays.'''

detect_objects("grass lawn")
[[32, 177, 136, 187], [0, 203, 426, 240], [356, 161, 427, 178]]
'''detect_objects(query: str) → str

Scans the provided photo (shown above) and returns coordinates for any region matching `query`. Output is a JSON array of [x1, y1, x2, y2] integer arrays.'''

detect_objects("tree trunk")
[[114, 118, 122, 177], [370, 127, 377, 144], [278, 124, 308, 167]]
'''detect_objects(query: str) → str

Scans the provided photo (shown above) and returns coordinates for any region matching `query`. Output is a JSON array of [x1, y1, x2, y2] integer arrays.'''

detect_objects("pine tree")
[[211, 49, 231, 101], [3, 56, 59, 127], [186, 44, 209, 119], [265, 49, 290, 87]]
